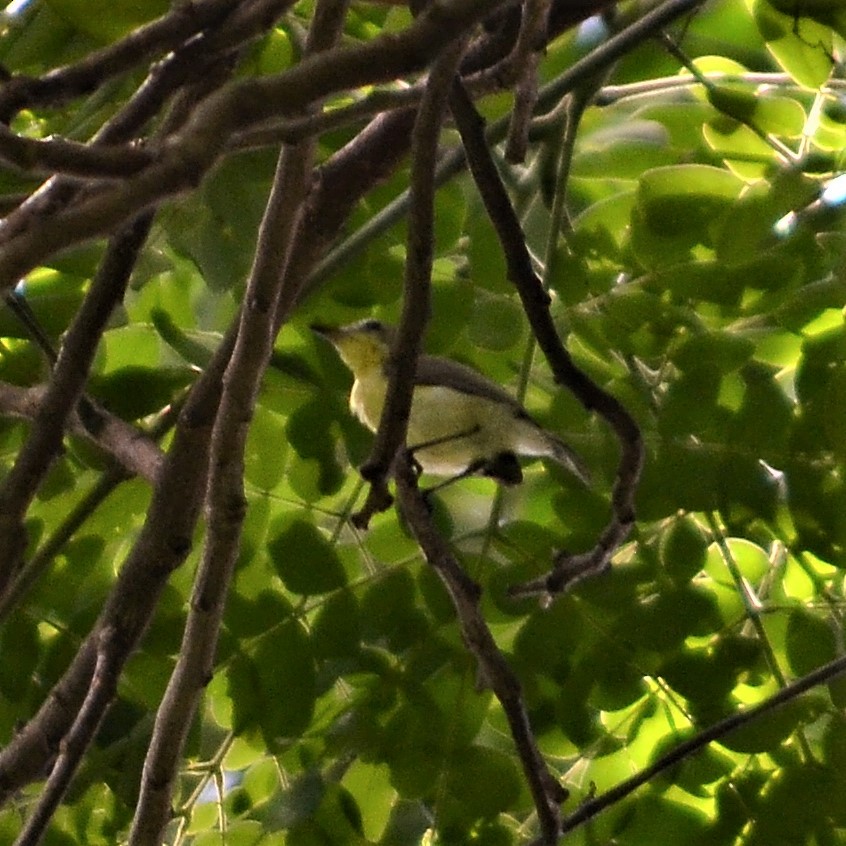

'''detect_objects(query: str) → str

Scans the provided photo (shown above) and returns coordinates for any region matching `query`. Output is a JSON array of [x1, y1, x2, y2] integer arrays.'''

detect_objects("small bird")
[[312, 319, 589, 487]]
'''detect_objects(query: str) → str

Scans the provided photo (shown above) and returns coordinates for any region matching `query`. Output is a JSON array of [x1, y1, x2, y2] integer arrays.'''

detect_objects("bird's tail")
[[546, 434, 591, 484]]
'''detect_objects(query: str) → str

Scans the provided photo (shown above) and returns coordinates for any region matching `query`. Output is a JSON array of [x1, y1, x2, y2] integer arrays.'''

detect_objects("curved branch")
[[448, 77, 642, 598], [0, 215, 154, 590], [0, 325, 235, 804], [0, 0, 242, 120], [0, 0, 511, 291], [0, 0, 296, 243], [13, 626, 123, 846], [0, 382, 164, 483], [305, 0, 704, 294], [353, 34, 468, 526], [0, 125, 153, 178]]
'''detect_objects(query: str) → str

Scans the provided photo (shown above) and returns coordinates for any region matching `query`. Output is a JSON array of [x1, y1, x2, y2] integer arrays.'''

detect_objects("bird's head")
[[311, 319, 394, 377]]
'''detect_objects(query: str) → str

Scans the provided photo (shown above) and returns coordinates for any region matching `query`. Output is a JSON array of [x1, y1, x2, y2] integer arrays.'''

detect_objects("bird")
[[312, 319, 589, 489]]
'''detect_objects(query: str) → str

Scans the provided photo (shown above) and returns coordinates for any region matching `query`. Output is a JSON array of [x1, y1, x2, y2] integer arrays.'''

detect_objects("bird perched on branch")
[[312, 319, 589, 488]]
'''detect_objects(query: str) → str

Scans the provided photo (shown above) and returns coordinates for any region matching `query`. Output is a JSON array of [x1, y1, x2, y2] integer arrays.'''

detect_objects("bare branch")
[[129, 1, 350, 839], [448, 78, 643, 598], [0, 401, 178, 627], [14, 626, 123, 846], [307, 0, 705, 294], [0, 0, 242, 120], [0, 215, 154, 592], [504, 0, 550, 163], [0, 0, 511, 291], [0, 0, 296, 244], [353, 34, 468, 527], [394, 456, 567, 846], [0, 383, 164, 483], [0, 125, 154, 178], [553, 654, 846, 840], [0, 326, 234, 803]]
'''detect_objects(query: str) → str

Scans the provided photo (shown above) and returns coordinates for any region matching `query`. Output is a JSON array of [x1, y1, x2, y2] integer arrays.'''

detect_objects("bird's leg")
[[405, 427, 524, 502], [406, 426, 481, 505], [420, 451, 523, 505], [421, 458, 488, 499]]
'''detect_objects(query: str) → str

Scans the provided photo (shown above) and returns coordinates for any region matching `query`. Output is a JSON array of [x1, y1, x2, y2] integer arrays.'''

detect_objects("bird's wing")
[[414, 354, 528, 415]]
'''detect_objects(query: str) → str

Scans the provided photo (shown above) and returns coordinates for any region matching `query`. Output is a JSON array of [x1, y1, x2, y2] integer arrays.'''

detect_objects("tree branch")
[[553, 653, 846, 840], [353, 34, 468, 527], [0, 382, 164, 483], [0, 126, 154, 178], [0, 0, 295, 244], [13, 625, 123, 846], [0, 214, 154, 593], [0, 327, 236, 806], [0, 402, 177, 627], [0, 0, 243, 120], [394, 456, 567, 846], [0, 0, 511, 291], [306, 0, 704, 294], [129, 1, 349, 840], [504, 0, 550, 163], [448, 77, 643, 599]]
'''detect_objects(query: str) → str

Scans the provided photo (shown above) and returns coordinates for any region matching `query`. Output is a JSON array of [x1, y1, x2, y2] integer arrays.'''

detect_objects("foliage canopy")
[[1, 1, 846, 845]]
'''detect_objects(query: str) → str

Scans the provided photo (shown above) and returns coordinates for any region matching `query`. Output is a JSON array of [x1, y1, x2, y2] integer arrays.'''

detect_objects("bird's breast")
[[349, 374, 387, 432]]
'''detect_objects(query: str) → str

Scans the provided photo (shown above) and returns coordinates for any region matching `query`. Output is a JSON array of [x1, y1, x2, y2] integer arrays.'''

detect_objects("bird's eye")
[[361, 319, 383, 332]]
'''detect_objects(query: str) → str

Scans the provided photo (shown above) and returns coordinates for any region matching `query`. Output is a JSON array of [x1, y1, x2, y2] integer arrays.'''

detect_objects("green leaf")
[[46, 0, 168, 42], [151, 307, 216, 368], [252, 619, 317, 742], [670, 330, 755, 374], [245, 406, 287, 491], [785, 607, 837, 677], [311, 589, 362, 659], [753, 0, 836, 88], [660, 516, 708, 584], [823, 364, 846, 464], [613, 792, 710, 844], [268, 517, 346, 596], [225, 590, 293, 639], [638, 164, 744, 228], [438, 746, 522, 827], [467, 295, 524, 352], [360, 569, 430, 651], [721, 697, 812, 753], [631, 165, 744, 268], [659, 649, 735, 724], [88, 366, 192, 420]]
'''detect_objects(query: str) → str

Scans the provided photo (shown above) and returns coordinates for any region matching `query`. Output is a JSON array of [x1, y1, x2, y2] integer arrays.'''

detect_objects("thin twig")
[[305, 0, 706, 294], [0, 401, 177, 626], [0, 0, 511, 292], [552, 652, 846, 840], [0, 0, 241, 120], [0, 214, 154, 591], [0, 382, 165, 483], [0, 0, 296, 245], [0, 327, 237, 806], [0, 125, 154, 178], [14, 626, 122, 846], [505, 0, 551, 163]]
